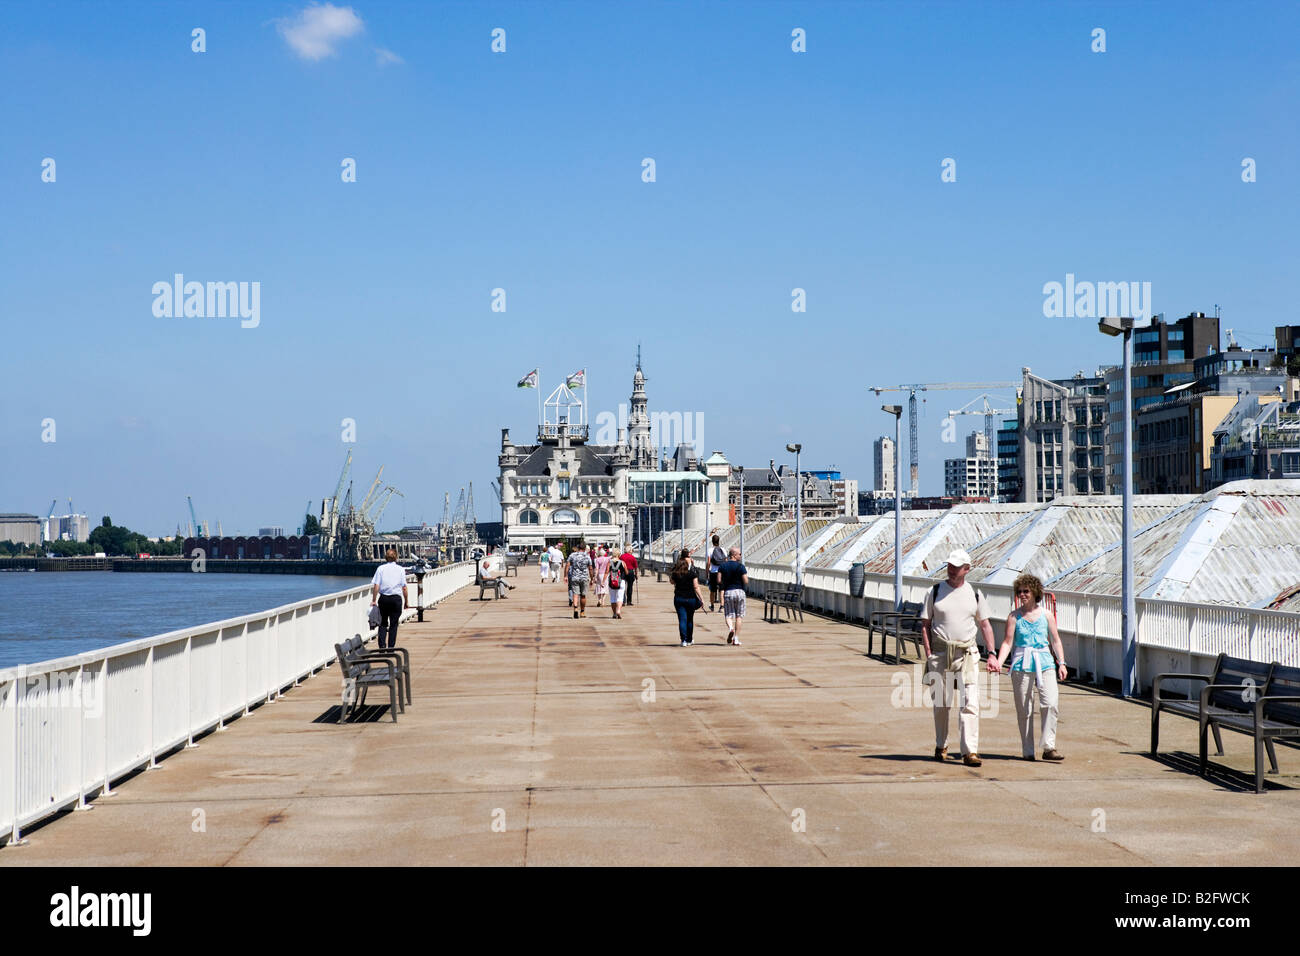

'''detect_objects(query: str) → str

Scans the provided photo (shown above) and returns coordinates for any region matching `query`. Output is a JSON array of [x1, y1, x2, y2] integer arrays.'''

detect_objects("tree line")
[[0, 516, 185, 557]]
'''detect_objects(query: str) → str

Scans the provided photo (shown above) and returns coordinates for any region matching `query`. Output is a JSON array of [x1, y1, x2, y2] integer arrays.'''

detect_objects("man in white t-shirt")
[[548, 545, 563, 582], [370, 548, 409, 649], [920, 549, 995, 767]]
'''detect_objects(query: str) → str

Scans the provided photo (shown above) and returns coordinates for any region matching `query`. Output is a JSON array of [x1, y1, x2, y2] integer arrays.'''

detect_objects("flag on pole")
[[517, 368, 539, 389], [565, 369, 586, 389]]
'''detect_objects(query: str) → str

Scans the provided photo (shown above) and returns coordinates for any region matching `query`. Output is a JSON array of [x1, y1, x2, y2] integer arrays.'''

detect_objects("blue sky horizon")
[[2, 1, 1297, 536]]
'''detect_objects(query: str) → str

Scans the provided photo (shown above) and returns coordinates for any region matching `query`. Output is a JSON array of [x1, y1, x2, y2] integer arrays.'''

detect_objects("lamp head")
[[786, 443, 801, 454], [1098, 316, 1154, 337], [882, 404, 902, 416]]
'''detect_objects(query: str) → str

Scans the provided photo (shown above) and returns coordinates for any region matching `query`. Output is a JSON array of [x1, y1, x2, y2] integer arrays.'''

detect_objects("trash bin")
[[849, 562, 866, 598]]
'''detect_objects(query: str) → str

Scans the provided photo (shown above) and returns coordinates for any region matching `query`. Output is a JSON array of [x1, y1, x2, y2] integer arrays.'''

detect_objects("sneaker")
[[573, 610, 579, 619], [579, 611, 586, 618], [1042, 749, 1064, 762], [681, 640, 688, 647], [732, 637, 741, 645], [727, 630, 735, 644], [934, 747, 947, 762], [963, 753, 982, 767], [685, 640, 693, 646]]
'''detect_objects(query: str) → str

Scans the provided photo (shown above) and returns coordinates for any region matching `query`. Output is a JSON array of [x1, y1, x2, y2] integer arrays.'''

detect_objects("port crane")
[[869, 381, 1018, 496]]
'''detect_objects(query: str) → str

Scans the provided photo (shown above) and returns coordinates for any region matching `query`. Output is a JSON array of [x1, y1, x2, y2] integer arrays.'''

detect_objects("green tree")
[[1288, 355, 1300, 378], [303, 513, 320, 535]]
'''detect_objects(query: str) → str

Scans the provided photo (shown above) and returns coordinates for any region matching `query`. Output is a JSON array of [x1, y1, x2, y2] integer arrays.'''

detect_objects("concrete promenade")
[[4, 571, 1298, 866]]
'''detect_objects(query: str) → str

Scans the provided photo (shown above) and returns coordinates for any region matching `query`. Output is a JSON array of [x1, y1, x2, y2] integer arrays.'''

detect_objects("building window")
[[559, 478, 570, 499], [551, 509, 580, 524], [519, 510, 540, 524], [601, 481, 610, 496], [590, 509, 611, 524], [729, 494, 736, 505]]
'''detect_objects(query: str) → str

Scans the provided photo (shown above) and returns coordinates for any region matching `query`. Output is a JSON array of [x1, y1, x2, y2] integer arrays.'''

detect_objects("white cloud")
[[375, 47, 404, 66], [276, 3, 364, 61]]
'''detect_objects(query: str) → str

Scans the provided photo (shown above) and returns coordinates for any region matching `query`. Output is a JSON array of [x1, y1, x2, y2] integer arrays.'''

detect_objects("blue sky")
[[2, 1, 1297, 535]]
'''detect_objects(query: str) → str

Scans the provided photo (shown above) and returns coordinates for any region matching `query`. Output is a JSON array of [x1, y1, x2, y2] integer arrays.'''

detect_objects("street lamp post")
[[786, 443, 802, 587], [883, 405, 903, 612], [678, 485, 685, 552], [1098, 315, 1153, 697], [737, 466, 745, 558]]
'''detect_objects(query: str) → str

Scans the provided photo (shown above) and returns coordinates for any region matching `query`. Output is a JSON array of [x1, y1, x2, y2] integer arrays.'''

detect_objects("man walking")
[[548, 543, 563, 582], [370, 548, 408, 650], [619, 546, 638, 606], [707, 534, 727, 613], [566, 538, 593, 619], [920, 549, 995, 767]]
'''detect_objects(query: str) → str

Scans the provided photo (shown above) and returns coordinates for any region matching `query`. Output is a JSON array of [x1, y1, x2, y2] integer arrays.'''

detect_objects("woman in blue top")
[[989, 573, 1067, 761]]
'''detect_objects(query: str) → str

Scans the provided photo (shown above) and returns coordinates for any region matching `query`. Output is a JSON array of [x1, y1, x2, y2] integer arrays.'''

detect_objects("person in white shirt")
[[920, 549, 996, 767], [370, 549, 409, 649], [548, 544, 563, 582]]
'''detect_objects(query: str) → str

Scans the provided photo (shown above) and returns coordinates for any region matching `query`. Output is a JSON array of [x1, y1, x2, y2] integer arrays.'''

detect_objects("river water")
[[0, 571, 365, 669]]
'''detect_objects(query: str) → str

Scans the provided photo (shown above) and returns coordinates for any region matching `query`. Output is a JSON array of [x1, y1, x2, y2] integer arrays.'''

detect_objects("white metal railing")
[[0, 561, 476, 846], [689, 560, 1300, 691]]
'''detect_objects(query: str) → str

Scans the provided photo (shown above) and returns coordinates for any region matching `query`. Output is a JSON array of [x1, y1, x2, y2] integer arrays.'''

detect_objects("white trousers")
[[927, 653, 980, 756], [1010, 668, 1059, 756]]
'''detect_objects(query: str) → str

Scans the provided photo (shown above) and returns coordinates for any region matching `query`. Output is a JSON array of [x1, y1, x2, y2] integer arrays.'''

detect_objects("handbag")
[[367, 604, 381, 628]]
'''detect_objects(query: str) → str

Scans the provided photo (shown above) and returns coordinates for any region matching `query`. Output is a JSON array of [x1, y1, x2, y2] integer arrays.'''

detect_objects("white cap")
[[946, 549, 972, 568]]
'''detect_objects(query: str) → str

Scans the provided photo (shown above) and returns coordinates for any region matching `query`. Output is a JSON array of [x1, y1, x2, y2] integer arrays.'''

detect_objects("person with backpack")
[[608, 553, 625, 619], [707, 534, 727, 613], [920, 549, 995, 767]]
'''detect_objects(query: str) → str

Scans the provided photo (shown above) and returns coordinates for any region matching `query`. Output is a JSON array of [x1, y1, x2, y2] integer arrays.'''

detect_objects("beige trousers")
[[1010, 668, 1058, 756], [927, 650, 980, 756]]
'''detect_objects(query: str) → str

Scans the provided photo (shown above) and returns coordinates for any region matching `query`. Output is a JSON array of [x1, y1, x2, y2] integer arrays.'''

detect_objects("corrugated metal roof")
[[901, 504, 1039, 576], [1049, 481, 1300, 606], [974, 497, 1189, 585]]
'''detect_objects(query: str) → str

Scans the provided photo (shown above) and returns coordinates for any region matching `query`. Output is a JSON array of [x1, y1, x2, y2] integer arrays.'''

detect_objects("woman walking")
[[539, 545, 551, 583], [670, 549, 704, 646], [989, 573, 1067, 761], [608, 553, 625, 619], [594, 545, 611, 606], [718, 546, 748, 645]]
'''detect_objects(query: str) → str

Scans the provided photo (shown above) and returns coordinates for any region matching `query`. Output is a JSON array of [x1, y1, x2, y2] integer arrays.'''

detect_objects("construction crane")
[[187, 496, 200, 538], [947, 394, 1016, 462], [869, 381, 1018, 496], [369, 487, 403, 527], [359, 466, 385, 516], [465, 482, 477, 543]]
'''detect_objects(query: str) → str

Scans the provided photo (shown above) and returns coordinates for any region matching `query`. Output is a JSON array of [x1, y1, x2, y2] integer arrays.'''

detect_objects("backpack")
[[608, 561, 621, 590]]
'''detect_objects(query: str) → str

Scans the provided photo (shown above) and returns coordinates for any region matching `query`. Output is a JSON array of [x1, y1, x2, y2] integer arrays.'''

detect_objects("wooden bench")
[[1151, 654, 1300, 793], [339, 634, 411, 706], [503, 553, 526, 577], [867, 601, 925, 663], [763, 584, 804, 623], [476, 566, 509, 600], [334, 639, 406, 723]]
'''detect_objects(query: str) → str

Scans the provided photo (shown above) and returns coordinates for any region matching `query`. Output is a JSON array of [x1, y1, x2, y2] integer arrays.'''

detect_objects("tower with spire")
[[628, 346, 655, 470]]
